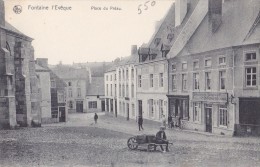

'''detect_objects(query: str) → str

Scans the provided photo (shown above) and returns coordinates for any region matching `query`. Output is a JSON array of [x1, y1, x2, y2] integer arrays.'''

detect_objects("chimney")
[[131, 45, 137, 55], [0, 0, 5, 26], [208, 0, 222, 32], [175, 0, 187, 27], [36, 58, 48, 68]]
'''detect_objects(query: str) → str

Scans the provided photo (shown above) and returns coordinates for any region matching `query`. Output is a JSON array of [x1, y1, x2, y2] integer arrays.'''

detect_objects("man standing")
[[94, 113, 98, 124], [138, 116, 144, 131]]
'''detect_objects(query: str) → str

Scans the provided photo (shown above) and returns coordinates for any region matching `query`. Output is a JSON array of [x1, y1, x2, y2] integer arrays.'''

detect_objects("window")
[[219, 56, 226, 65], [68, 89, 73, 98], [106, 84, 108, 96], [150, 74, 153, 87], [106, 75, 108, 81], [193, 102, 201, 122], [148, 99, 154, 118], [172, 75, 177, 90], [182, 74, 187, 90], [77, 81, 81, 87], [110, 75, 112, 81], [122, 70, 125, 80], [126, 84, 129, 97], [119, 71, 121, 81], [122, 84, 125, 97], [68, 82, 72, 87], [51, 110, 58, 118], [51, 80, 56, 88], [115, 74, 117, 81], [131, 84, 134, 98], [219, 71, 226, 90], [205, 72, 211, 90], [159, 73, 163, 87], [69, 101, 73, 109], [193, 60, 199, 69], [126, 69, 129, 81], [194, 73, 200, 90], [89, 101, 97, 109], [219, 105, 227, 126], [132, 104, 135, 117], [138, 75, 142, 88], [182, 62, 187, 70], [245, 52, 256, 61], [159, 100, 164, 120], [119, 84, 121, 97], [77, 88, 81, 97], [115, 84, 117, 96], [58, 92, 65, 103], [110, 84, 112, 96], [245, 67, 257, 87], [172, 63, 176, 71], [131, 68, 134, 80], [205, 59, 212, 67]]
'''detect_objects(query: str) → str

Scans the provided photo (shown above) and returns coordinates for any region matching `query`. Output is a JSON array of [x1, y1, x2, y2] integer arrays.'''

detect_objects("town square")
[[0, 0, 260, 166]]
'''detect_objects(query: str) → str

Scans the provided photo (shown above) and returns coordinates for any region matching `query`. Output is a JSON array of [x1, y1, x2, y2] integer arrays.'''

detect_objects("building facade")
[[51, 65, 89, 113], [36, 58, 68, 123], [167, 0, 260, 136], [0, 0, 41, 129]]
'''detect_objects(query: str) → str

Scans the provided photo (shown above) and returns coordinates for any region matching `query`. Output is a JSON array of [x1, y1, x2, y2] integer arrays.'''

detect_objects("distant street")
[[0, 113, 260, 167]]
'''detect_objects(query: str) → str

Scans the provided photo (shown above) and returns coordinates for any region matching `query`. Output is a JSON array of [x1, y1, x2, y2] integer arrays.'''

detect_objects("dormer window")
[[245, 52, 256, 61], [167, 33, 174, 42], [154, 38, 161, 47]]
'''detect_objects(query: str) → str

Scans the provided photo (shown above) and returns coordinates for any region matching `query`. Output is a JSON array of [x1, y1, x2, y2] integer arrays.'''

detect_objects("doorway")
[[205, 104, 212, 133], [59, 107, 66, 122], [76, 101, 83, 113]]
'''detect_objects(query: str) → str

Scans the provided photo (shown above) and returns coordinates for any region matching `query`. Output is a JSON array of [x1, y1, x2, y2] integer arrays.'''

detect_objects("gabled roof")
[[178, 0, 260, 56], [139, 0, 200, 62], [51, 65, 89, 80], [86, 77, 104, 96], [1, 22, 33, 41]]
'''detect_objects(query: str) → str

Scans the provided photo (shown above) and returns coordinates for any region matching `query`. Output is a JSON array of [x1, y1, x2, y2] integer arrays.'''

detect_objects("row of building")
[[104, 0, 260, 136], [0, 0, 107, 129]]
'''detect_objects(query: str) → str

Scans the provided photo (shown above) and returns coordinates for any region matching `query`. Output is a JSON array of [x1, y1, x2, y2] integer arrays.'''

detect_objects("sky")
[[4, 0, 173, 65]]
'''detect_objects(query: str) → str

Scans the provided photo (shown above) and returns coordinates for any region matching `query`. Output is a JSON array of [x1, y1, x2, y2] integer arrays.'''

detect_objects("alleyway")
[[0, 113, 260, 167]]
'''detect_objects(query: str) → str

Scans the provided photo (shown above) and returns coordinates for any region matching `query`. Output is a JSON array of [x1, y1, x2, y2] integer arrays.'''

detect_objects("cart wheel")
[[127, 137, 138, 150]]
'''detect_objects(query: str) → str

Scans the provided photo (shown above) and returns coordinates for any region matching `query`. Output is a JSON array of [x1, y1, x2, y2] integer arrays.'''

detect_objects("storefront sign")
[[193, 92, 228, 103]]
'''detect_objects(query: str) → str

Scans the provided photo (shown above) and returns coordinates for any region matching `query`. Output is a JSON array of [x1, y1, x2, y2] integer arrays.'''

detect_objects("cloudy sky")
[[4, 0, 173, 65]]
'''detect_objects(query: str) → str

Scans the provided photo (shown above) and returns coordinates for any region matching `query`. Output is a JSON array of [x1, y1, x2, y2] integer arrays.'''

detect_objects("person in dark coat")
[[138, 116, 144, 131], [156, 126, 169, 152], [94, 113, 98, 124]]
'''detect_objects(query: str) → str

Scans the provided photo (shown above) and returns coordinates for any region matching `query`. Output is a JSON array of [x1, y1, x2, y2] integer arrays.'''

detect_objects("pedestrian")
[[168, 115, 173, 129], [155, 126, 169, 152], [94, 113, 98, 124], [138, 116, 144, 131]]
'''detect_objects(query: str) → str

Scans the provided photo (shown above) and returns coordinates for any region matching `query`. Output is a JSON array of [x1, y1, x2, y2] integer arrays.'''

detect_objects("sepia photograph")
[[0, 0, 260, 166]]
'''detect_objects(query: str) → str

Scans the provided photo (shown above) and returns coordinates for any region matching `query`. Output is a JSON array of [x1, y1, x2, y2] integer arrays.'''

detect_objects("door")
[[138, 100, 142, 117], [59, 107, 66, 122], [101, 100, 105, 112], [127, 103, 129, 120], [205, 105, 212, 133], [76, 101, 83, 113]]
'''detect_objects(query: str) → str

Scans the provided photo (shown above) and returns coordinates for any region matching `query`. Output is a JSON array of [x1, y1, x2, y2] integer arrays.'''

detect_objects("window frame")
[[150, 74, 154, 88], [219, 105, 228, 127], [193, 73, 200, 90], [182, 73, 187, 91], [245, 67, 257, 87], [219, 56, 226, 66], [244, 51, 257, 62], [219, 70, 226, 90], [205, 58, 212, 68], [205, 72, 212, 90]]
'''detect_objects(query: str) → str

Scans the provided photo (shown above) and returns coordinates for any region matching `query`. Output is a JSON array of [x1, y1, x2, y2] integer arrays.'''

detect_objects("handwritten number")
[[138, 1, 156, 14], [138, 4, 142, 14], [151, 1, 156, 6], [144, 1, 149, 10]]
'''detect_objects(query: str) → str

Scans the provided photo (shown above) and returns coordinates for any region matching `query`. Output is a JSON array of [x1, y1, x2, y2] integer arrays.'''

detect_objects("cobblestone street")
[[0, 113, 260, 167]]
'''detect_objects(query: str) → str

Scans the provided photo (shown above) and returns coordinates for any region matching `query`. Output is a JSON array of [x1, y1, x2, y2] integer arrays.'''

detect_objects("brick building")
[[0, 0, 41, 129], [167, 0, 260, 136]]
